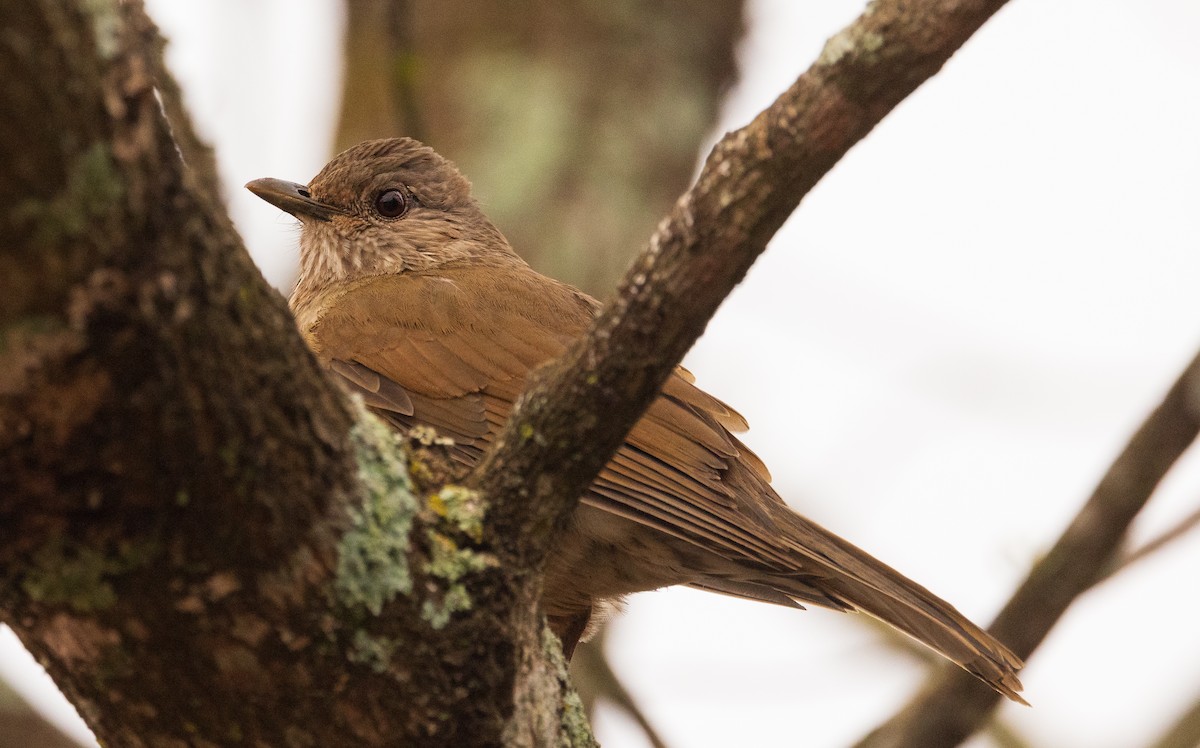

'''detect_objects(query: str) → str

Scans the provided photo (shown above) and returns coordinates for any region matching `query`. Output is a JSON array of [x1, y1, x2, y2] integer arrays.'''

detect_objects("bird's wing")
[[305, 266, 1025, 701], [304, 267, 783, 561]]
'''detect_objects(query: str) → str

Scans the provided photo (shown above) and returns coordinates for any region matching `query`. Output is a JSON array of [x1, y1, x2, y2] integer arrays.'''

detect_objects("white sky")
[[4, 2, 1200, 746]]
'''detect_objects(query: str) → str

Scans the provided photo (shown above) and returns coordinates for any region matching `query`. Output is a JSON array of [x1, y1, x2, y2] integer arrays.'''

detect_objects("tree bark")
[[1, 2, 585, 745], [1, 0, 1013, 745]]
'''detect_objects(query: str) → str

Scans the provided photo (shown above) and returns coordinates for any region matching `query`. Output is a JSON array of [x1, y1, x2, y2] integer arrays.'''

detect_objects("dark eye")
[[374, 189, 408, 218]]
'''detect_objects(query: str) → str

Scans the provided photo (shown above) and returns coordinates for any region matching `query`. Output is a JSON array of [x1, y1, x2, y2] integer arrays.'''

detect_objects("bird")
[[247, 137, 1025, 702]]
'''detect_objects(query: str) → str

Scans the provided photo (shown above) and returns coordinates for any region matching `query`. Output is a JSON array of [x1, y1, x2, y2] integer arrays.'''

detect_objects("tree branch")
[[855, 349, 1200, 747], [0, 677, 86, 748], [1103, 501, 1200, 582], [1149, 688, 1200, 748], [572, 639, 670, 748], [470, 0, 1014, 569], [1, 2, 588, 744]]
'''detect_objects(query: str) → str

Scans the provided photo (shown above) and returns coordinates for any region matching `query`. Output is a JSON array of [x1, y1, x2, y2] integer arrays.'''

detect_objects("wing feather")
[[291, 221, 1022, 700], [309, 270, 780, 553]]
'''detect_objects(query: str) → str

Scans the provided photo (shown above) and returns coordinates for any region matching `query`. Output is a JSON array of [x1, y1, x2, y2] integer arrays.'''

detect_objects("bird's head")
[[247, 138, 519, 303]]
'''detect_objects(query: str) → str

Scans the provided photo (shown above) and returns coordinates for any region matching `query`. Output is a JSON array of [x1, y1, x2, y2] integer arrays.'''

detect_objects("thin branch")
[[572, 639, 670, 748], [1102, 502, 1200, 582], [859, 617, 1029, 747], [855, 349, 1200, 748], [1148, 689, 1200, 748], [986, 718, 1035, 748], [468, 0, 1015, 568]]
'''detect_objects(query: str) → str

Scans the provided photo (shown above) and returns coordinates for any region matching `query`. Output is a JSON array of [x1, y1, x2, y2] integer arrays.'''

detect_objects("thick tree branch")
[[1, 2, 588, 745], [470, 0, 1014, 569], [855, 349, 1200, 747]]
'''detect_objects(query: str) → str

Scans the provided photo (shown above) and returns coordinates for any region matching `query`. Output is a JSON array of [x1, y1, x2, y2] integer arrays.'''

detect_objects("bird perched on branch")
[[247, 137, 1024, 702]]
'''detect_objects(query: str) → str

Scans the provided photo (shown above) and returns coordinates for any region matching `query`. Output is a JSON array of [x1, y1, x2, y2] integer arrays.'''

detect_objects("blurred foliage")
[[336, 0, 744, 296]]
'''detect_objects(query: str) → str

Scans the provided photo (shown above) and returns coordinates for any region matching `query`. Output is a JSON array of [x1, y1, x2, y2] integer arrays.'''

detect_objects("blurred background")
[[4, 1, 1200, 746]]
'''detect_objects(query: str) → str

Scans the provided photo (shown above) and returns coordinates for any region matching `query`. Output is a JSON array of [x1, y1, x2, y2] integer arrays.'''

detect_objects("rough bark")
[[1, 2, 585, 746]]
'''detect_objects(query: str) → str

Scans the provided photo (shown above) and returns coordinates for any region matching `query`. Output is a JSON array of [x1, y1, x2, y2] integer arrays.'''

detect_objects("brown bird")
[[247, 137, 1025, 702]]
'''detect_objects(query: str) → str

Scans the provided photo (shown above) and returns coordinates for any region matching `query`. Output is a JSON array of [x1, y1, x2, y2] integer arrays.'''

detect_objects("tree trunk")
[[0, 2, 586, 745]]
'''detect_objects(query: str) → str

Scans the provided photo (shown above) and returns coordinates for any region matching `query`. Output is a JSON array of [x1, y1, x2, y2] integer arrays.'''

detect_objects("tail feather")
[[813, 571, 1025, 703], [762, 509, 1026, 702]]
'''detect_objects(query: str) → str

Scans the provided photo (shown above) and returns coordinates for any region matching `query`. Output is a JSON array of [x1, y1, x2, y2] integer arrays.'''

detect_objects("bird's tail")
[[765, 508, 1026, 703]]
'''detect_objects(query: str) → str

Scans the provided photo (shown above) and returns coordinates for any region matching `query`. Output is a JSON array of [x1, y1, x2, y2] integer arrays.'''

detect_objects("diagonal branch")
[[1149, 688, 1200, 748], [572, 639, 670, 748], [0, 676, 87, 748], [855, 349, 1200, 748], [469, 0, 1015, 568], [1103, 501, 1200, 582]]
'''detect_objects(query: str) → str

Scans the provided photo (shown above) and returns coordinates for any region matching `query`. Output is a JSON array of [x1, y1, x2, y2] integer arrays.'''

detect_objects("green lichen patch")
[[427, 485, 486, 542], [559, 686, 593, 746], [335, 410, 418, 616], [818, 27, 886, 68], [337, 406, 499, 638], [22, 543, 112, 611], [406, 453, 433, 485], [0, 315, 66, 356], [424, 531, 493, 582], [21, 534, 160, 613], [406, 425, 454, 447], [420, 530, 497, 630], [541, 628, 596, 747], [80, 0, 123, 59], [420, 587, 473, 631], [347, 629, 398, 674], [12, 142, 124, 249]]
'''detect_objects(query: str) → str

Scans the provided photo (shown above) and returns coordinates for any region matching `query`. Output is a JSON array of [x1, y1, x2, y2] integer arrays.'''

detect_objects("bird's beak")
[[245, 178, 342, 222]]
